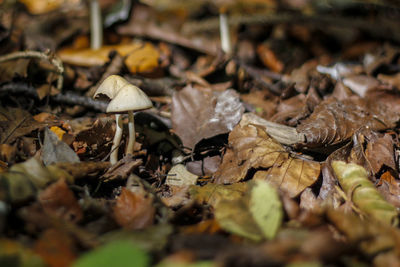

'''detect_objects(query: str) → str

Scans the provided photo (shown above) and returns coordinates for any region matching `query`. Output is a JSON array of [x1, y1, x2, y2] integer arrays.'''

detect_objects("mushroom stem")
[[90, 0, 103, 50], [110, 113, 123, 164], [219, 12, 231, 54], [126, 110, 135, 155]]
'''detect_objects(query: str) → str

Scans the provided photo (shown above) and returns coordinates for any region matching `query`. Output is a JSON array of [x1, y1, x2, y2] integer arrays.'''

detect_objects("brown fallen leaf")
[[34, 228, 76, 267], [0, 107, 45, 144], [214, 124, 320, 198], [296, 97, 399, 148], [257, 43, 284, 73], [38, 179, 83, 223], [113, 188, 155, 230], [171, 85, 244, 148], [365, 133, 396, 175]]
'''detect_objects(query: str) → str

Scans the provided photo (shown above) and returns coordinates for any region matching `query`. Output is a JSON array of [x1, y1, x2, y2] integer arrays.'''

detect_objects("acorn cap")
[[93, 75, 130, 100], [106, 84, 153, 113]]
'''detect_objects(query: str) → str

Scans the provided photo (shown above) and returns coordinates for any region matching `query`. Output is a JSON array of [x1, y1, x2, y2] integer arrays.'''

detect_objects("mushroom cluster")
[[94, 75, 153, 164]]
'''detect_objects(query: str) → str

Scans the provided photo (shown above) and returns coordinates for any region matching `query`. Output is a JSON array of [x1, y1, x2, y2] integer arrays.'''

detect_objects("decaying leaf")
[[41, 128, 80, 166], [0, 238, 44, 267], [113, 188, 155, 230], [214, 180, 283, 241], [38, 179, 83, 223], [296, 97, 400, 148], [214, 123, 320, 198], [365, 133, 397, 174], [190, 183, 248, 208], [327, 209, 400, 260], [166, 164, 198, 187], [172, 85, 244, 148], [331, 161, 398, 226], [34, 228, 76, 267], [0, 107, 45, 144], [215, 197, 264, 241], [249, 180, 283, 240]]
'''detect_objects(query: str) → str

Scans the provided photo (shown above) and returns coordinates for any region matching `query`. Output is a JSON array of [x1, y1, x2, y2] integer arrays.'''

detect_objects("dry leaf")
[[172, 85, 244, 148], [0, 107, 44, 144], [58, 42, 160, 73], [214, 124, 320, 198], [18, 0, 64, 14], [296, 97, 399, 148], [38, 179, 83, 223], [113, 188, 155, 230], [257, 43, 284, 73], [34, 228, 76, 267]]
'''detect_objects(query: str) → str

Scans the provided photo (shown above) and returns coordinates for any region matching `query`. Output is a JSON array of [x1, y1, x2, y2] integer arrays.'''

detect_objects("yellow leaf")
[[58, 42, 160, 73], [18, 0, 64, 15], [125, 43, 160, 73], [50, 126, 66, 140]]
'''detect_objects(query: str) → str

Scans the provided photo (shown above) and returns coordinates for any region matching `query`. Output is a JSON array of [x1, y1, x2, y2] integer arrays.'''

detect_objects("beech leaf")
[[250, 180, 283, 240], [214, 123, 320, 198], [296, 97, 399, 148], [172, 85, 244, 149]]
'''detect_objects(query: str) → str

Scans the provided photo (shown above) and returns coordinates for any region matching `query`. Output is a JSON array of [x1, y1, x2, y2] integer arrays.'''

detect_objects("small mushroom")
[[94, 75, 153, 164]]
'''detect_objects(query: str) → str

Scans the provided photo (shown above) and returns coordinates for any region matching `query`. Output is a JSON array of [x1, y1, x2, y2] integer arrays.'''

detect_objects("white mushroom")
[[94, 75, 153, 164]]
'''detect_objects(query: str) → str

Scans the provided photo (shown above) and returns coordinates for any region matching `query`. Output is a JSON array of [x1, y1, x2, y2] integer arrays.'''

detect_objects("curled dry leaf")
[[296, 97, 399, 148], [172, 85, 244, 149], [331, 161, 398, 226], [214, 123, 320, 198], [113, 188, 155, 230]]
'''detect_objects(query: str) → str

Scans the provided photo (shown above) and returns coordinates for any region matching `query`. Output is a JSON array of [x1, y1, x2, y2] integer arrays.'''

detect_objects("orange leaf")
[[34, 228, 76, 267], [50, 126, 66, 140], [38, 179, 83, 223], [18, 0, 64, 15], [58, 42, 160, 73], [113, 188, 155, 229]]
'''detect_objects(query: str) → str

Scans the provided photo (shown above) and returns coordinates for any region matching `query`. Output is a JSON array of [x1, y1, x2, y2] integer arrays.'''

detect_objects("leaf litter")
[[3, 1, 400, 266]]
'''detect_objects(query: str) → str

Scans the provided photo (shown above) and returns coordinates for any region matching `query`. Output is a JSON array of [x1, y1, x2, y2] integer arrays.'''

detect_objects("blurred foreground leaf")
[[214, 180, 282, 241], [72, 240, 149, 267]]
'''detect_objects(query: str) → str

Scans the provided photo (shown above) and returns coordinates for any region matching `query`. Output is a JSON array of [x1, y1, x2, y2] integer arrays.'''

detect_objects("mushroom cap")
[[106, 84, 153, 113], [93, 75, 130, 100]]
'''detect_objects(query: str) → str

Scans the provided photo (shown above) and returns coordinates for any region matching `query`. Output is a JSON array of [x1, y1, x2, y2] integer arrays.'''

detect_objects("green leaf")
[[250, 180, 283, 240], [72, 240, 149, 267]]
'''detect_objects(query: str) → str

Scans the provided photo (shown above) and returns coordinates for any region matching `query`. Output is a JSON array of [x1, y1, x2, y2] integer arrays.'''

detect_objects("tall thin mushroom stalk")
[[90, 0, 103, 50]]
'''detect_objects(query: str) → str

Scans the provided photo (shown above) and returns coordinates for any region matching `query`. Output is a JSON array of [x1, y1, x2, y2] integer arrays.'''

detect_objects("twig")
[[0, 83, 107, 112], [238, 62, 283, 95], [183, 13, 400, 43], [0, 50, 64, 91]]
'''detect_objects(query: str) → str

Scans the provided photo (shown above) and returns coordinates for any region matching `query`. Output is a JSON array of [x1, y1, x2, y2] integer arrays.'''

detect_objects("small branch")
[[0, 50, 64, 91], [0, 83, 107, 112], [183, 13, 400, 43]]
